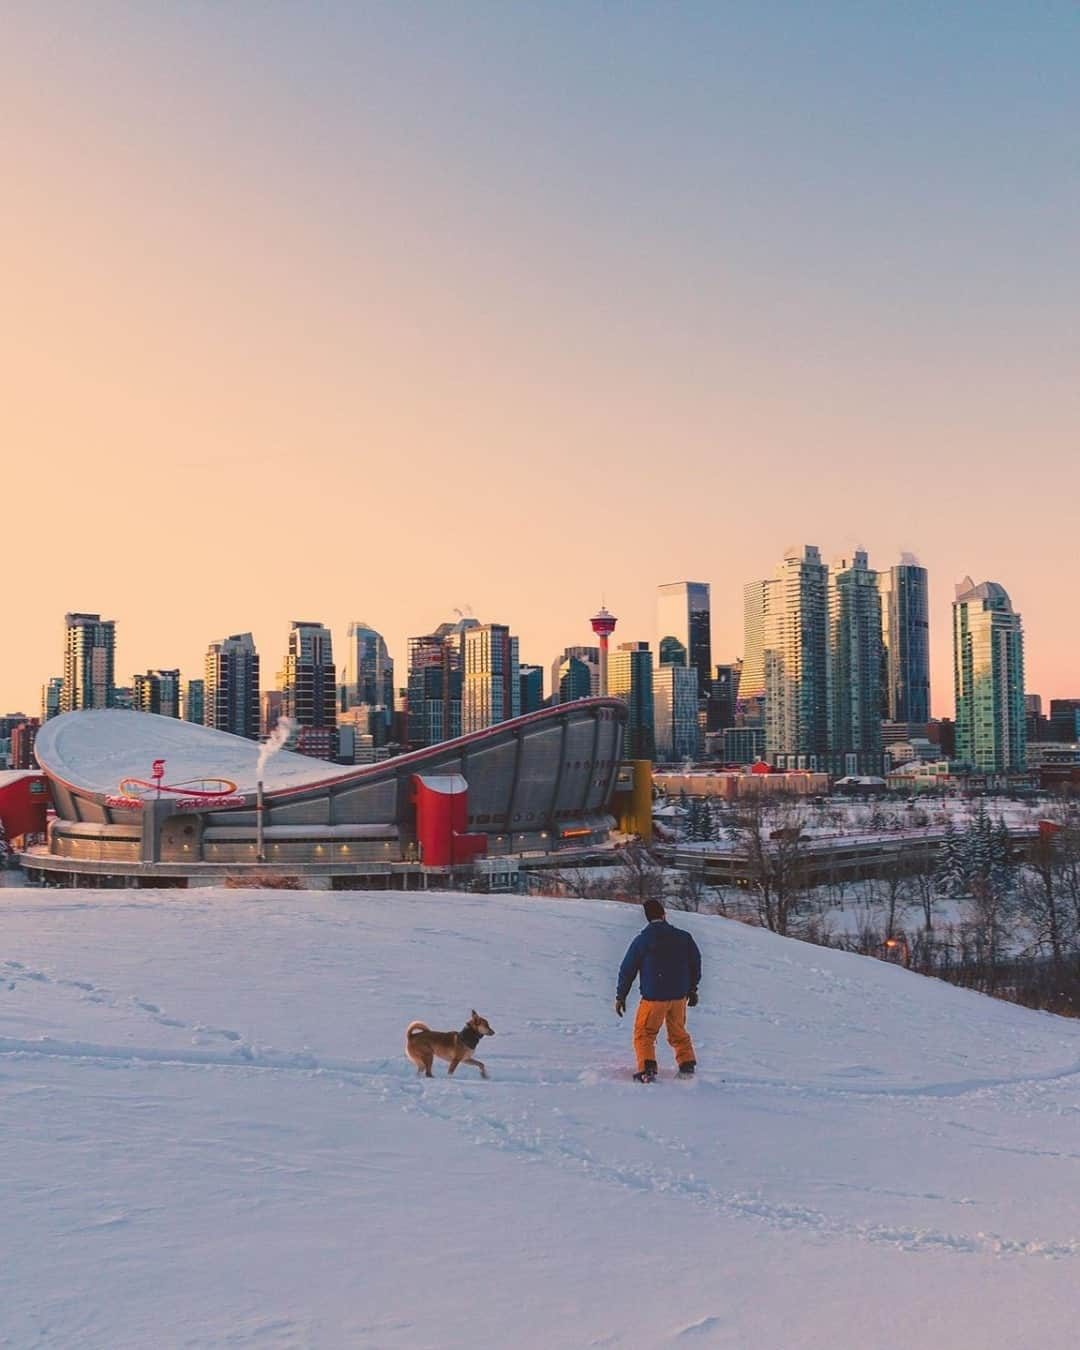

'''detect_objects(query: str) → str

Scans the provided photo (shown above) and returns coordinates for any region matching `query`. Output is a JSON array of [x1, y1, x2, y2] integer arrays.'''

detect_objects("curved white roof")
[[34, 711, 357, 798], [414, 773, 468, 794]]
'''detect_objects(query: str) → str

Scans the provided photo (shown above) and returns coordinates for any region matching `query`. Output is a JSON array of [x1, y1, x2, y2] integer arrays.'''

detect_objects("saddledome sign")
[[104, 759, 246, 811]]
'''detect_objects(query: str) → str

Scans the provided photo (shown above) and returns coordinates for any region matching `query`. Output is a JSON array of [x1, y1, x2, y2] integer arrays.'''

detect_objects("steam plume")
[[257, 717, 296, 780]]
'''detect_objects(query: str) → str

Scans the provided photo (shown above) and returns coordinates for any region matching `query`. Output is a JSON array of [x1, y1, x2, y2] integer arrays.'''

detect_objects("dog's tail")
[[405, 1021, 429, 1038]]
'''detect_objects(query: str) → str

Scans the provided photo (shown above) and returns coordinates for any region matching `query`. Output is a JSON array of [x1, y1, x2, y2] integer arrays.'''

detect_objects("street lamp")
[[883, 935, 910, 967]]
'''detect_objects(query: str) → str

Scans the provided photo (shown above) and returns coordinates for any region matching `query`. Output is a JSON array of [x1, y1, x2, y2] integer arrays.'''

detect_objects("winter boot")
[[633, 1059, 659, 1083], [678, 1060, 697, 1077]]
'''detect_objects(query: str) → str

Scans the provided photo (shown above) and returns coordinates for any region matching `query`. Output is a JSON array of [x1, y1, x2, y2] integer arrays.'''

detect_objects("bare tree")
[[909, 858, 939, 932], [877, 850, 916, 938], [614, 841, 666, 903], [550, 866, 612, 901], [728, 797, 809, 935], [1021, 812, 1080, 971], [669, 864, 712, 913]]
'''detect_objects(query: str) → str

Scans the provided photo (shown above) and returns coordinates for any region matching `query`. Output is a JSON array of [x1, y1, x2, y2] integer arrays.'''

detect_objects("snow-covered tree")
[[935, 818, 965, 898]]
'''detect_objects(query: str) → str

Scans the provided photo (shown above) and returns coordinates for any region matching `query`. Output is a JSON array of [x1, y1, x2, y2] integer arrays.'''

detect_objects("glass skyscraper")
[[653, 663, 701, 763], [344, 622, 394, 731], [739, 580, 770, 726], [953, 578, 1026, 771], [609, 642, 655, 761], [657, 582, 711, 699], [552, 654, 594, 705], [184, 678, 205, 725], [407, 618, 478, 747], [827, 551, 883, 774], [549, 646, 599, 704], [41, 676, 63, 723], [763, 547, 829, 768], [878, 558, 931, 724], [519, 665, 544, 714]]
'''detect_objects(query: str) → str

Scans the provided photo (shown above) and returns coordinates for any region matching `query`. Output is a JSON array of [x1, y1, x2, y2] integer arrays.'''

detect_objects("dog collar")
[[459, 1025, 481, 1050]]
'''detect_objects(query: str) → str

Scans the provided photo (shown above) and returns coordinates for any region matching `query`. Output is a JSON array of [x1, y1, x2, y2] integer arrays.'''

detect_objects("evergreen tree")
[[936, 817, 965, 897], [991, 818, 1017, 899], [967, 804, 997, 893], [684, 798, 701, 843]]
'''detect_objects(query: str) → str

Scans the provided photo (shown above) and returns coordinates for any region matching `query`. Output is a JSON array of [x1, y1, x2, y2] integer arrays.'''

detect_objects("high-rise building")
[[1048, 699, 1080, 741], [183, 678, 205, 725], [132, 669, 181, 718], [335, 709, 392, 765], [553, 655, 594, 705], [710, 662, 741, 731], [336, 700, 390, 750], [739, 580, 770, 726], [953, 577, 1026, 772], [878, 557, 931, 724], [462, 624, 520, 734], [279, 623, 337, 754], [205, 633, 261, 740], [406, 619, 478, 748], [827, 551, 884, 774], [61, 613, 116, 712], [41, 677, 63, 723], [9, 718, 39, 771], [1, 714, 29, 769], [653, 663, 700, 763], [609, 642, 655, 761], [762, 546, 829, 769], [657, 582, 711, 698], [519, 665, 544, 714], [344, 622, 394, 730], [261, 689, 283, 737], [658, 636, 688, 666], [721, 725, 766, 766], [550, 646, 599, 703]]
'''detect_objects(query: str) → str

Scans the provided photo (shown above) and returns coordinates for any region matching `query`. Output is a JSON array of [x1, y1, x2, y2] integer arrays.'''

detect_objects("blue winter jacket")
[[617, 920, 702, 1003]]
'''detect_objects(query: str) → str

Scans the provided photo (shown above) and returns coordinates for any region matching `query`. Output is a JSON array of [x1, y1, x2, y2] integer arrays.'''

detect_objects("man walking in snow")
[[615, 898, 701, 1082]]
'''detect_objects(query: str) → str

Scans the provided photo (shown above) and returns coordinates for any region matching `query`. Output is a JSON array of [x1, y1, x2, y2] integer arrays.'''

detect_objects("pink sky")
[[3, 6, 1077, 716]]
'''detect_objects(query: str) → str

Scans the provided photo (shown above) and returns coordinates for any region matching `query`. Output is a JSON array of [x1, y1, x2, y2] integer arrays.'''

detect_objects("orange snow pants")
[[633, 998, 695, 1072]]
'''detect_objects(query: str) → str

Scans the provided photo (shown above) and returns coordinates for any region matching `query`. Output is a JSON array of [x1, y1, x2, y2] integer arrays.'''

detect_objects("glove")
[[614, 997, 626, 1018], [687, 989, 699, 1008]]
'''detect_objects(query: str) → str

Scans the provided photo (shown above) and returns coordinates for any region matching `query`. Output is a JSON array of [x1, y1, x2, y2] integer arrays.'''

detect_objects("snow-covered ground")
[[2, 886, 1079, 1348], [657, 793, 1045, 853]]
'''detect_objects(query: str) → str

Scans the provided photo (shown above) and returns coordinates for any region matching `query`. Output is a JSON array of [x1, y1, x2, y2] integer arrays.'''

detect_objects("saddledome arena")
[[25, 700, 627, 887]]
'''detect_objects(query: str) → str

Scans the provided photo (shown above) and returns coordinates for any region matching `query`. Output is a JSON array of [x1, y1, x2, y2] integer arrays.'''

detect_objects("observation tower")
[[590, 606, 618, 697]]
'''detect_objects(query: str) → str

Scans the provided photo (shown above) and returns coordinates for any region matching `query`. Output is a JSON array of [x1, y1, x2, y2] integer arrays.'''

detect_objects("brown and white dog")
[[404, 1010, 495, 1079]]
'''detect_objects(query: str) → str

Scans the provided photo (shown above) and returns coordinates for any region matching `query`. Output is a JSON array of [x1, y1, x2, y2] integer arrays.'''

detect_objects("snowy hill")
[[2, 887, 1079, 1348]]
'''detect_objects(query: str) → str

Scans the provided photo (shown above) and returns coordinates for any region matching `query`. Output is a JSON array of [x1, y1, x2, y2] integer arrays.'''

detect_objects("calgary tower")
[[589, 606, 618, 697]]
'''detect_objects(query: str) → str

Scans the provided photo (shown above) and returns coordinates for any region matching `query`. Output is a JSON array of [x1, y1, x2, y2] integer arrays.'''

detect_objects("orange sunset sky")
[[3, 4, 1078, 715]]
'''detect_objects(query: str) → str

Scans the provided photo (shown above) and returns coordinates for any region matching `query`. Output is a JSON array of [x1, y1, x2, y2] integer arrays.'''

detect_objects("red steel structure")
[[412, 774, 487, 866], [0, 771, 51, 844]]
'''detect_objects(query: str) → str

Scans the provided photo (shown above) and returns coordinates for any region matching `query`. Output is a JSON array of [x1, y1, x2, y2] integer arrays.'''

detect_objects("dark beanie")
[[643, 898, 666, 922]]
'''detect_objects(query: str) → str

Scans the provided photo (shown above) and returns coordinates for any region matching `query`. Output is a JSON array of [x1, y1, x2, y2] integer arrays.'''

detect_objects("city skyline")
[[4, 6, 1078, 713], [1, 555, 1062, 726]]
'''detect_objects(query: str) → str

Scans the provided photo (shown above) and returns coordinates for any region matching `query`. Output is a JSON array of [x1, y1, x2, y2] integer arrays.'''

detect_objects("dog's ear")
[[471, 1009, 478, 1019]]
